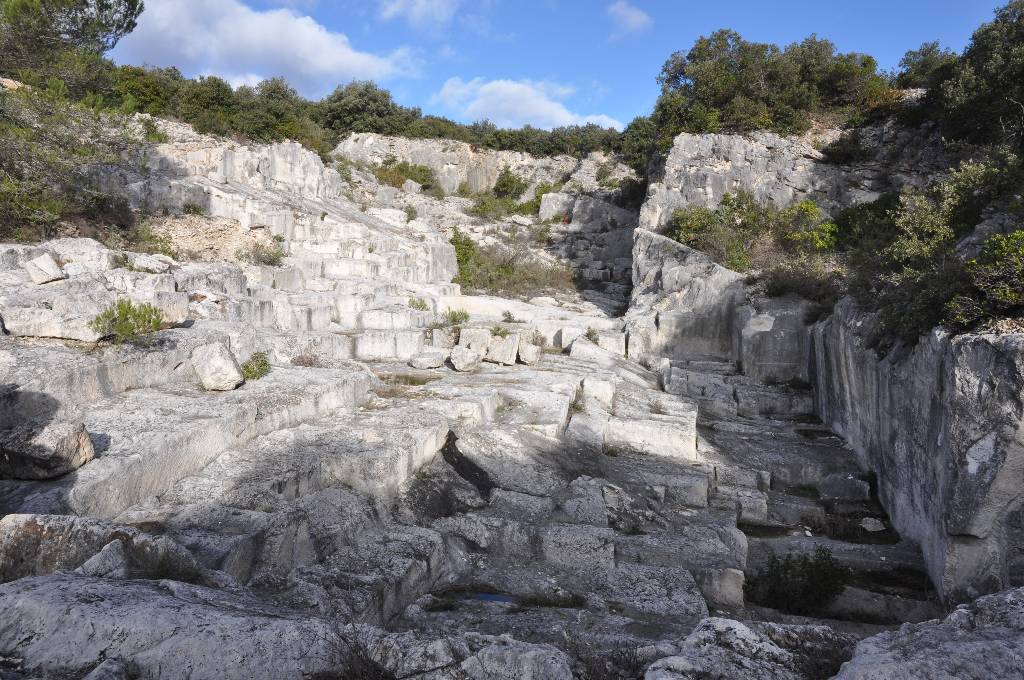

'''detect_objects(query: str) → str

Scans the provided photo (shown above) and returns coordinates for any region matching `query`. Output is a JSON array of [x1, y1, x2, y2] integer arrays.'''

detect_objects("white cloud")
[[434, 77, 623, 130], [113, 0, 412, 98], [378, 0, 461, 29], [607, 1, 652, 41]]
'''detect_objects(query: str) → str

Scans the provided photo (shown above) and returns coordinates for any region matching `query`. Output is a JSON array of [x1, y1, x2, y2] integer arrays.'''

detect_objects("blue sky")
[[112, 0, 1006, 130]]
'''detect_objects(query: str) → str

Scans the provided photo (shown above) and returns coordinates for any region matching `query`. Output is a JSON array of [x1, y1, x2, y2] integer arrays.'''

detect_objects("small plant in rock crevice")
[[236, 241, 285, 266], [584, 327, 600, 343], [241, 352, 270, 380], [490, 325, 509, 339], [441, 309, 470, 327], [89, 299, 164, 345], [408, 297, 429, 311]]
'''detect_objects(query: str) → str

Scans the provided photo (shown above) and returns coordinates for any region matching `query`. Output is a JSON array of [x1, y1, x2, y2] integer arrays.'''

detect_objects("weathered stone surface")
[[450, 346, 482, 372], [0, 421, 94, 480], [517, 342, 542, 365], [484, 333, 519, 365], [23, 253, 65, 285], [539, 192, 575, 221], [191, 342, 244, 390], [835, 587, 1024, 680], [409, 351, 447, 369], [645, 617, 802, 680]]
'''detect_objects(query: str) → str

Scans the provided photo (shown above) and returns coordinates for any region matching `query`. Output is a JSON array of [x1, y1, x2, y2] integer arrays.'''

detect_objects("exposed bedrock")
[[813, 299, 1024, 601], [639, 122, 948, 232], [628, 218, 1024, 602]]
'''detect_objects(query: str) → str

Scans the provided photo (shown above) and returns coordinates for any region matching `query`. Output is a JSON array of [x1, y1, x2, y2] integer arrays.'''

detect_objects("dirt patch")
[[141, 215, 271, 262]]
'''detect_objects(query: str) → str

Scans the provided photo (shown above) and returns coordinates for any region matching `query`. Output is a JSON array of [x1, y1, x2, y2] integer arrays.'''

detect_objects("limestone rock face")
[[191, 342, 244, 391], [835, 587, 1024, 680], [23, 253, 65, 285], [639, 124, 947, 232], [813, 298, 1024, 600], [409, 351, 446, 369]]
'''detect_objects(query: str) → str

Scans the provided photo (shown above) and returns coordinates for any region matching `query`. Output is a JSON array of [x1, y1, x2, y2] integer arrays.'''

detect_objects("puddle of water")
[[469, 592, 517, 604]]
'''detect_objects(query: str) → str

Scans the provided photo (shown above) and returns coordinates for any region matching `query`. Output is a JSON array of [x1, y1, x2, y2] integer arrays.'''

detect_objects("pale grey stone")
[[23, 253, 65, 285], [191, 342, 244, 391], [450, 346, 482, 372]]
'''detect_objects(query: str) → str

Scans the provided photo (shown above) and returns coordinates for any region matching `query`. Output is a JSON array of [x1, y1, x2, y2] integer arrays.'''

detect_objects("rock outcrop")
[[813, 299, 1024, 600], [639, 122, 947, 232]]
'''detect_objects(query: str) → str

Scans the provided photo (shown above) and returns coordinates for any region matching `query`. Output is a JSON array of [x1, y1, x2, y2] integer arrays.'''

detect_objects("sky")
[[111, 0, 1007, 131]]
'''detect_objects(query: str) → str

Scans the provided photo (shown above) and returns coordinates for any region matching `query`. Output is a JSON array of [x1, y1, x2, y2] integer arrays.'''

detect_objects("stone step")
[[4, 367, 376, 520]]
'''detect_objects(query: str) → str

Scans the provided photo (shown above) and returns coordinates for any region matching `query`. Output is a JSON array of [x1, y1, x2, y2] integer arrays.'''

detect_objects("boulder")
[[0, 420, 94, 480], [23, 253, 65, 285], [518, 343, 542, 365], [409, 351, 446, 369], [539, 192, 575, 221], [190, 342, 244, 391], [458, 327, 491, 352], [835, 587, 1024, 680], [450, 346, 482, 372], [646, 617, 802, 680], [485, 333, 520, 366]]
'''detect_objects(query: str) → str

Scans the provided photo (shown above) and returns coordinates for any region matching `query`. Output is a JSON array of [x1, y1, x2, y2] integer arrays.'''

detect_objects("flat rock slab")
[[23, 253, 65, 285]]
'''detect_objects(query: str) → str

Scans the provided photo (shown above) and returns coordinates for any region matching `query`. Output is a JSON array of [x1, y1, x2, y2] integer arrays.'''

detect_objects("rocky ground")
[[0, 119, 1022, 680]]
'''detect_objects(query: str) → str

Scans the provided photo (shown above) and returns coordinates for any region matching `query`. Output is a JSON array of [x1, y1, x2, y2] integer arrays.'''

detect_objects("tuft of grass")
[[89, 298, 164, 345], [442, 309, 470, 326], [569, 387, 585, 415], [584, 327, 599, 343], [408, 297, 429, 312], [240, 352, 270, 380], [404, 205, 418, 221], [501, 310, 521, 323], [490, 325, 509, 339], [236, 241, 285, 266]]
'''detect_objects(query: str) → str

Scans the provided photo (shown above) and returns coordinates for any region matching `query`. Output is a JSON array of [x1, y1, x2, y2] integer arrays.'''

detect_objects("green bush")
[[490, 325, 509, 339], [240, 352, 270, 380], [88, 298, 163, 345], [408, 297, 429, 311], [181, 202, 205, 215], [404, 205, 418, 221], [236, 241, 285, 266], [585, 327, 599, 343], [467, 193, 516, 220], [946, 231, 1024, 327], [373, 159, 436, 191], [492, 167, 527, 199], [745, 546, 850, 616]]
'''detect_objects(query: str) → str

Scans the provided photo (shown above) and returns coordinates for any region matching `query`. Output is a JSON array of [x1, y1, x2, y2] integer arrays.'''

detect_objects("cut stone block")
[[191, 342, 244, 391], [23, 253, 65, 285], [450, 346, 482, 372]]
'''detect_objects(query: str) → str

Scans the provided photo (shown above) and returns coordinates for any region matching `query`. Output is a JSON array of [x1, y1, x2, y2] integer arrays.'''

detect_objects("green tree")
[[896, 41, 958, 89], [0, 0, 144, 74], [940, 0, 1024, 149], [314, 81, 420, 136]]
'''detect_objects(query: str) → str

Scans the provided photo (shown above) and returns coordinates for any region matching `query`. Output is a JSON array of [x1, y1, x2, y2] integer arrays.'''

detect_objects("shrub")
[[946, 231, 1024, 327], [502, 310, 521, 323], [490, 325, 509, 338], [585, 327, 599, 343], [236, 241, 285, 266], [240, 352, 270, 380], [181, 202, 205, 215], [467, 193, 516, 220], [442, 309, 470, 326], [745, 546, 850, 616], [492, 167, 528, 199], [88, 298, 164, 345], [373, 159, 437, 191], [408, 297, 429, 311], [450, 230, 575, 297], [517, 181, 560, 216], [404, 205, 417, 221]]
